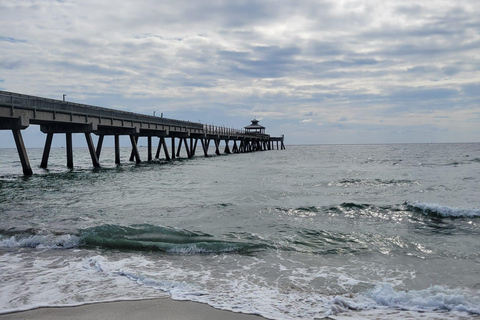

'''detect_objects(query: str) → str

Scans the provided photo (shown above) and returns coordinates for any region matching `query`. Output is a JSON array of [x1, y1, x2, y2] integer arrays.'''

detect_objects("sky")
[[1, 0, 480, 147]]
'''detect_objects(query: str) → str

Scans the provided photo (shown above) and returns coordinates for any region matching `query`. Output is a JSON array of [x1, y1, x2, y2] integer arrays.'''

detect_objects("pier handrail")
[[0, 91, 204, 130], [202, 124, 271, 138]]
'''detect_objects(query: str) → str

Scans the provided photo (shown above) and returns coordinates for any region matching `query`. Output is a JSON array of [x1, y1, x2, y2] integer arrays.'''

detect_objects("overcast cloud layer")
[[1, 0, 480, 146]]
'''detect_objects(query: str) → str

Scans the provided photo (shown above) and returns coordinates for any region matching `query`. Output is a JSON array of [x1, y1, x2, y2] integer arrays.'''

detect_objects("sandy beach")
[[0, 298, 267, 320]]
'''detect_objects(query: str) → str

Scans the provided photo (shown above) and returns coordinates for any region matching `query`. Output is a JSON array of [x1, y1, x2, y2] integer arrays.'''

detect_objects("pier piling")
[[12, 129, 33, 176], [115, 135, 121, 164], [129, 135, 141, 164], [40, 133, 54, 169], [66, 133, 73, 168], [85, 133, 100, 168], [96, 135, 104, 159]]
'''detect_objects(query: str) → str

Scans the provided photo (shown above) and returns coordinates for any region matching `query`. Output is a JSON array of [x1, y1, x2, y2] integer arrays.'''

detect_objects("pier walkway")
[[0, 91, 285, 175]]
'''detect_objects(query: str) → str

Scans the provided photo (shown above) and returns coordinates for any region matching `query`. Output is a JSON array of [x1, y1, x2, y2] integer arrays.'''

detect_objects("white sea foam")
[[1, 248, 479, 320], [164, 244, 241, 254], [326, 284, 480, 316], [408, 202, 480, 218], [0, 234, 80, 249], [0, 253, 164, 315]]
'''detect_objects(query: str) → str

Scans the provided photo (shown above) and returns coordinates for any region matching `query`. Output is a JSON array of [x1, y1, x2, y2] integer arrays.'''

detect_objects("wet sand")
[[0, 298, 267, 320]]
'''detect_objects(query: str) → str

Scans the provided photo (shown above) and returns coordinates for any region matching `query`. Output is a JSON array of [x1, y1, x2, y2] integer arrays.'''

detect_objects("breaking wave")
[[0, 233, 80, 249], [276, 201, 480, 219], [328, 284, 480, 316], [0, 224, 269, 254], [407, 202, 480, 218], [329, 178, 418, 187]]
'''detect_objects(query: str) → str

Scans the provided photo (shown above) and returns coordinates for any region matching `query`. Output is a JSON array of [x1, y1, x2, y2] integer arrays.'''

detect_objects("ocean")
[[0, 143, 479, 319]]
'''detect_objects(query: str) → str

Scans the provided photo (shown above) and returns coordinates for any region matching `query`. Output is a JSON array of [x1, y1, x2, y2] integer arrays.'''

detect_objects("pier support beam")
[[214, 139, 221, 156], [171, 137, 176, 160], [129, 136, 139, 162], [66, 133, 73, 168], [192, 138, 198, 156], [12, 129, 33, 176], [129, 135, 141, 164], [200, 139, 208, 157], [96, 135, 104, 159], [176, 138, 183, 157], [85, 133, 100, 168], [154, 137, 171, 161], [224, 140, 231, 154], [148, 136, 153, 161], [183, 138, 190, 158], [40, 133, 54, 169], [115, 135, 121, 164], [162, 137, 171, 161], [155, 138, 161, 160], [232, 140, 238, 153]]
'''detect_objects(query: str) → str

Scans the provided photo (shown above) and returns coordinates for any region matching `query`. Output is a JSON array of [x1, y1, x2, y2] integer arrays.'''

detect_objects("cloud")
[[0, 37, 26, 43], [0, 0, 479, 145]]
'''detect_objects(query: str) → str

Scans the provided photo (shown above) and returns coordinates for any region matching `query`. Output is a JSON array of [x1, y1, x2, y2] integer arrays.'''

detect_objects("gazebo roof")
[[245, 119, 265, 130]]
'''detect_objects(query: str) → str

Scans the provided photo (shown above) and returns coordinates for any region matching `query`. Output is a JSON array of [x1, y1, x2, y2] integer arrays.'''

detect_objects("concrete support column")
[[12, 129, 33, 176], [148, 136, 152, 161], [85, 133, 100, 168], [192, 138, 198, 156], [176, 138, 182, 157], [184, 138, 191, 158], [224, 140, 231, 154], [96, 135, 104, 159], [66, 133, 73, 168], [200, 139, 208, 157], [155, 138, 162, 159], [40, 133, 54, 169], [171, 137, 176, 160], [162, 137, 171, 161], [129, 136, 139, 162], [129, 135, 141, 164], [214, 139, 221, 156], [114, 135, 120, 164]]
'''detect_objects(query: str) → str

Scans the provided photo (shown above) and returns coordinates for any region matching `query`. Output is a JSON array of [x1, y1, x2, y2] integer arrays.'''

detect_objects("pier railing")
[[0, 91, 204, 130]]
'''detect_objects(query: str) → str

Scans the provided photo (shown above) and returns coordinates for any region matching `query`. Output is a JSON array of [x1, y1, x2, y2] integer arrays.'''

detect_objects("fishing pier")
[[0, 90, 285, 175]]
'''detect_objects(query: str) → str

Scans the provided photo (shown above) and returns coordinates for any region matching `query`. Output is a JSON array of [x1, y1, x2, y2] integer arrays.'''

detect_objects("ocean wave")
[[276, 201, 480, 220], [328, 284, 480, 316], [443, 158, 480, 166], [81, 224, 268, 254], [0, 233, 80, 249], [407, 202, 480, 218], [0, 224, 268, 254], [329, 178, 418, 187]]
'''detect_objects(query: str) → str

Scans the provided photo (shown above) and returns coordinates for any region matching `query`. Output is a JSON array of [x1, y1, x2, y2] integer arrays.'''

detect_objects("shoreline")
[[0, 298, 269, 320]]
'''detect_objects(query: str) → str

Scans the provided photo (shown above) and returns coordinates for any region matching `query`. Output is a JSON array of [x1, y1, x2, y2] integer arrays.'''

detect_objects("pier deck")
[[0, 91, 285, 175]]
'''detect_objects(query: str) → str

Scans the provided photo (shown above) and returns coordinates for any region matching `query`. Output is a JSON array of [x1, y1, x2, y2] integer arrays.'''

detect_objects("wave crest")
[[0, 234, 80, 249], [80, 224, 268, 254], [407, 202, 480, 218], [0, 224, 269, 254]]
